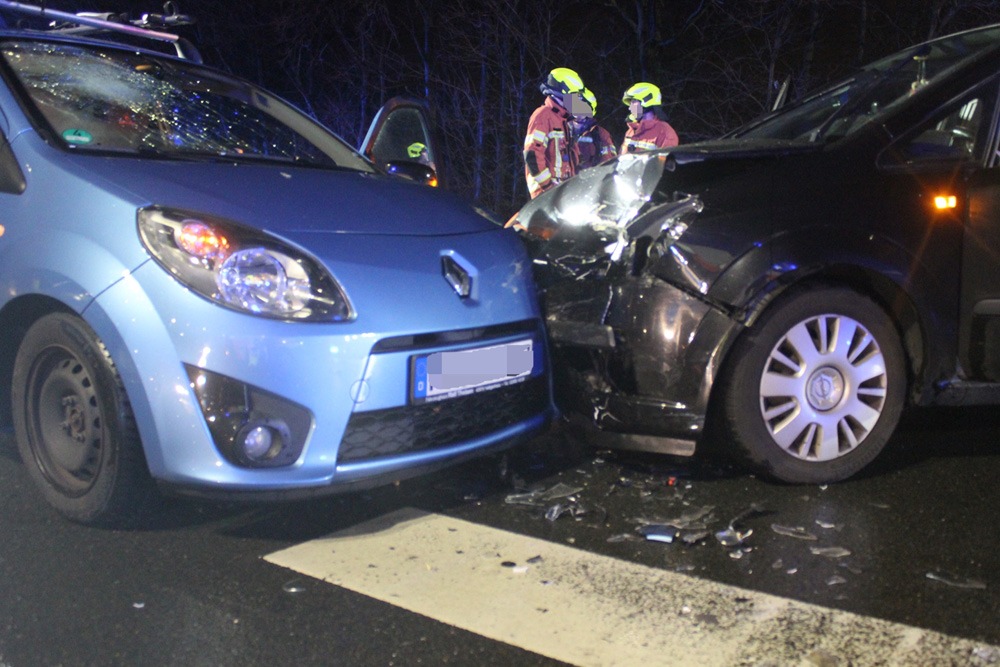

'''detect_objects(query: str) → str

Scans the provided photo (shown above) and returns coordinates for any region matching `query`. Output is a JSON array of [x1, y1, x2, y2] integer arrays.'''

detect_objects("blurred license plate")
[[412, 339, 533, 403]]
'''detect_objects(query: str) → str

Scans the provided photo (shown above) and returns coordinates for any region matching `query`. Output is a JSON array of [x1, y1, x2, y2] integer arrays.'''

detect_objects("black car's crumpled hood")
[[513, 152, 706, 288]]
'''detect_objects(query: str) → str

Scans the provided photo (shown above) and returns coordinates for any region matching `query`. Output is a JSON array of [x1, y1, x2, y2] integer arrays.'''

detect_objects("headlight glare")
[[138, 206, 354, 322]]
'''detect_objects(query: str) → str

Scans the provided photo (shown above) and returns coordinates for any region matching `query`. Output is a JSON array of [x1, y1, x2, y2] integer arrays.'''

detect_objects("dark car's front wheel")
[[715, 286, 906, 483], [12, 313, 156, 525]]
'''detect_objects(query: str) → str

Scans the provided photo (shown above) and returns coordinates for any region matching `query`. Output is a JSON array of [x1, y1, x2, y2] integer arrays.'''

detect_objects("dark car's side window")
[[900, 97, 985, 162]]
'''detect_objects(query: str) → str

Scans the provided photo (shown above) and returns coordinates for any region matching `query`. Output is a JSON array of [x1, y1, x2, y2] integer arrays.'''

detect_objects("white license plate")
[[411, 339, 534, 403]]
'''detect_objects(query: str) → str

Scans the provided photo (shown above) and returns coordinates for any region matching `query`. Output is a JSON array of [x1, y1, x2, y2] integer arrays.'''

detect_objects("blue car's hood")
[[71, 156, 497, 236]]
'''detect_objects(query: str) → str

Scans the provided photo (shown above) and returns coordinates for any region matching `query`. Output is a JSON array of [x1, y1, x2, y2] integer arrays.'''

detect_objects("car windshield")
[[735, 24, 1000, 143], [0, 39, 375, 171]]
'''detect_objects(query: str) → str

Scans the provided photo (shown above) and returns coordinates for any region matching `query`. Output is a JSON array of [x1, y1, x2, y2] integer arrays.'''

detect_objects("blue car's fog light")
[[185, 365, 312, 468], [237, 422, 286, 462]]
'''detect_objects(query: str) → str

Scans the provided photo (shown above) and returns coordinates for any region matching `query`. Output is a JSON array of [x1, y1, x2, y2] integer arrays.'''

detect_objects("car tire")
[[12, 313, 156, 525], [714, 285, 906, 483]]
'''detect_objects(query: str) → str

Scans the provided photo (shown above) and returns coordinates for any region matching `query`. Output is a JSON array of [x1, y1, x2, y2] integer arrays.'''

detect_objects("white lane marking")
[[265, 508, 998, 666]]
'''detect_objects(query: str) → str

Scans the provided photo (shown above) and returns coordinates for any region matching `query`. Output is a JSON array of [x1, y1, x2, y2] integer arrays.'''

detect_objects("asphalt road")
[[1, 405, 999, 666]]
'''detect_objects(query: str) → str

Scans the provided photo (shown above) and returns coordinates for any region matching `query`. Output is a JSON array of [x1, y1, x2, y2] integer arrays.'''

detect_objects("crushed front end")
[[513, 153, 746, 455]]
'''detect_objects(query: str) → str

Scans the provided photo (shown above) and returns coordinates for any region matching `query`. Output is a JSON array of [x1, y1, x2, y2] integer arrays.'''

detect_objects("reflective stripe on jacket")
[[621, 117, 679, 154], [524, 97, 578, 198]]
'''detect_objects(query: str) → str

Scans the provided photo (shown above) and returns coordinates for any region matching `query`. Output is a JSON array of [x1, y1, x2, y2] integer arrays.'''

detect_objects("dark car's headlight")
[[138, 206, 354, 322]]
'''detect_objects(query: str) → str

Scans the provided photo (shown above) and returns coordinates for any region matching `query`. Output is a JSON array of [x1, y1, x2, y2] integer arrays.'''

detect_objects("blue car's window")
[[736, 25, 1000, 143], [0, 40, 374, 171]]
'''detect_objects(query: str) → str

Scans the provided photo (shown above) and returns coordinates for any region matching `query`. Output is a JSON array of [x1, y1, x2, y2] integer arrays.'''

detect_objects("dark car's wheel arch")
[[738, 267, 926, 401]]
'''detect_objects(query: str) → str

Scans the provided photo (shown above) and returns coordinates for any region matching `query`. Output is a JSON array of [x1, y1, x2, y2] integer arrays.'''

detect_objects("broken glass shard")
[[810, 546, 851, 558], [926, 571, 987, 590], [771, 524, 818, 540]]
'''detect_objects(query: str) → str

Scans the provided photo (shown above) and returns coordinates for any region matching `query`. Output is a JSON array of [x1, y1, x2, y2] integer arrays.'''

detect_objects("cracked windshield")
[[1, 40, 372, 170]]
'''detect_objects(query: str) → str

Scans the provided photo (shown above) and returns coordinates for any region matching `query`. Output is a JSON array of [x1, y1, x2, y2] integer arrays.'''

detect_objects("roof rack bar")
[[0, 1, 179, 42]]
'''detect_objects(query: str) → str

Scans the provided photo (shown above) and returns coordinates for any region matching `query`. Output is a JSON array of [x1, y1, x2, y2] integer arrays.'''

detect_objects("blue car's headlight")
[[137, 206, 354, 322]]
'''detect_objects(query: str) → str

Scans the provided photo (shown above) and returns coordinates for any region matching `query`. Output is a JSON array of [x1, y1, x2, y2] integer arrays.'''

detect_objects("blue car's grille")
[[337, 375, 547, 463]]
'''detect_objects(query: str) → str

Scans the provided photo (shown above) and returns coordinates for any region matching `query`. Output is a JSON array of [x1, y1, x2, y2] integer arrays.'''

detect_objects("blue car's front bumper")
[[85, 228, 552, 498]]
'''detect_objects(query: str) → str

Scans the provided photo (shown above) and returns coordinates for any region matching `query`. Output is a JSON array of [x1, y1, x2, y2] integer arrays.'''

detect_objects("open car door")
[[361, 97, 446, 189]]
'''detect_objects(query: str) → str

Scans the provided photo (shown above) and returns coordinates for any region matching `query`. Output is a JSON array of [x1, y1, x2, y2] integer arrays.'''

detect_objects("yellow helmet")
[[545, 67, 584, 95], [582, 88, 597, 115], [622, 82, 662, 108], [407, 142, 427, 159]]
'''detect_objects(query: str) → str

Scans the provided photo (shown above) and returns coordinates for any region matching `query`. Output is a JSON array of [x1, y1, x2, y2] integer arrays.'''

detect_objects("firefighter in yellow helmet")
[[573, 88, 617, 170], [620, 82, 678, 154], [407, 141, 431, 166], [523, 67, 585, 198]]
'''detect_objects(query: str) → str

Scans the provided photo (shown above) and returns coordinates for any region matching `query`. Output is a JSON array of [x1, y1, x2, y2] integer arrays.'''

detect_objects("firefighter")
[[573, 88, 617, 170], [407, 141, 431, 166], [620, 82, 678, 154], [524, 67, 585, 198]]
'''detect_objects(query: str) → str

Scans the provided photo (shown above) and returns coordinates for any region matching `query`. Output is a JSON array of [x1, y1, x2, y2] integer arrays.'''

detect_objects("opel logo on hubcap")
[[807, 367, 845, 411]]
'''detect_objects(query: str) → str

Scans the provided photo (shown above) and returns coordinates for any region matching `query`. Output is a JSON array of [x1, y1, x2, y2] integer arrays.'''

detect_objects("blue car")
[[0, 5, 551, 524]]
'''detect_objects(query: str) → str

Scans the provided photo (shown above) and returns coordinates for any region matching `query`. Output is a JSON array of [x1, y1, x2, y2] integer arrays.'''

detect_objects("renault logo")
[[441, 255, 472, 299]]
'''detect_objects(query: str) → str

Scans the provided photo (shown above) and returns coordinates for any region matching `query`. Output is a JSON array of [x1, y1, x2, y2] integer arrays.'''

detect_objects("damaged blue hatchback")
[[0, 6, 550, 524]]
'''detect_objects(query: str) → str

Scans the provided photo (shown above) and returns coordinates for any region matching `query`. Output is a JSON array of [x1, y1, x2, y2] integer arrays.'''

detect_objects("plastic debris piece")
[[839, 563, 863, 575], [501, 561, 517, 568], [815, 519, 841, 530], [771, 524, 818, 541], [640, 524, 678, 543], [675, 564, 696, 572], [512, 565, 529, 574], [132, 601, 145, 609], [728, 549, 745, 559], [282, 580, 307, 594], [809, 546, 852, 559], [526, 555, 544, 564], [786, 567, 799, 575], [826, 575, 848, 586], [771, 558, 784, 570], [926, 571, 987, 590]]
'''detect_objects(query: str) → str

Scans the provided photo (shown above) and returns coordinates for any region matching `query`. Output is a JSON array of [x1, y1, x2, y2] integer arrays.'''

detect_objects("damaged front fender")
[[515, 152, 750, 453]]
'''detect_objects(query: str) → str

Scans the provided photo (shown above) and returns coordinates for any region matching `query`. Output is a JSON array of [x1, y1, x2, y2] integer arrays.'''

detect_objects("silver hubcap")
[[759, 314, 888, 462]]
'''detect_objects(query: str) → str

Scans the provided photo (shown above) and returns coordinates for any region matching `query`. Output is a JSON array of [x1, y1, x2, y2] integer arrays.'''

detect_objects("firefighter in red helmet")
[[523, 67, 585, 198]]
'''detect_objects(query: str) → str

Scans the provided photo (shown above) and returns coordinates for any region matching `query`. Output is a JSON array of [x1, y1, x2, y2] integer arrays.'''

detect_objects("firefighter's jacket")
[[621, 117, 679, 154], [524, 97, 578, 198], [577, 123, 617, 170]]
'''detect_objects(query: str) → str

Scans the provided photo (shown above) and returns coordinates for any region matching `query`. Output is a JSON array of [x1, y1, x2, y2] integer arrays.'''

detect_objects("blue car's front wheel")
[[13, 313, 156, 525]]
